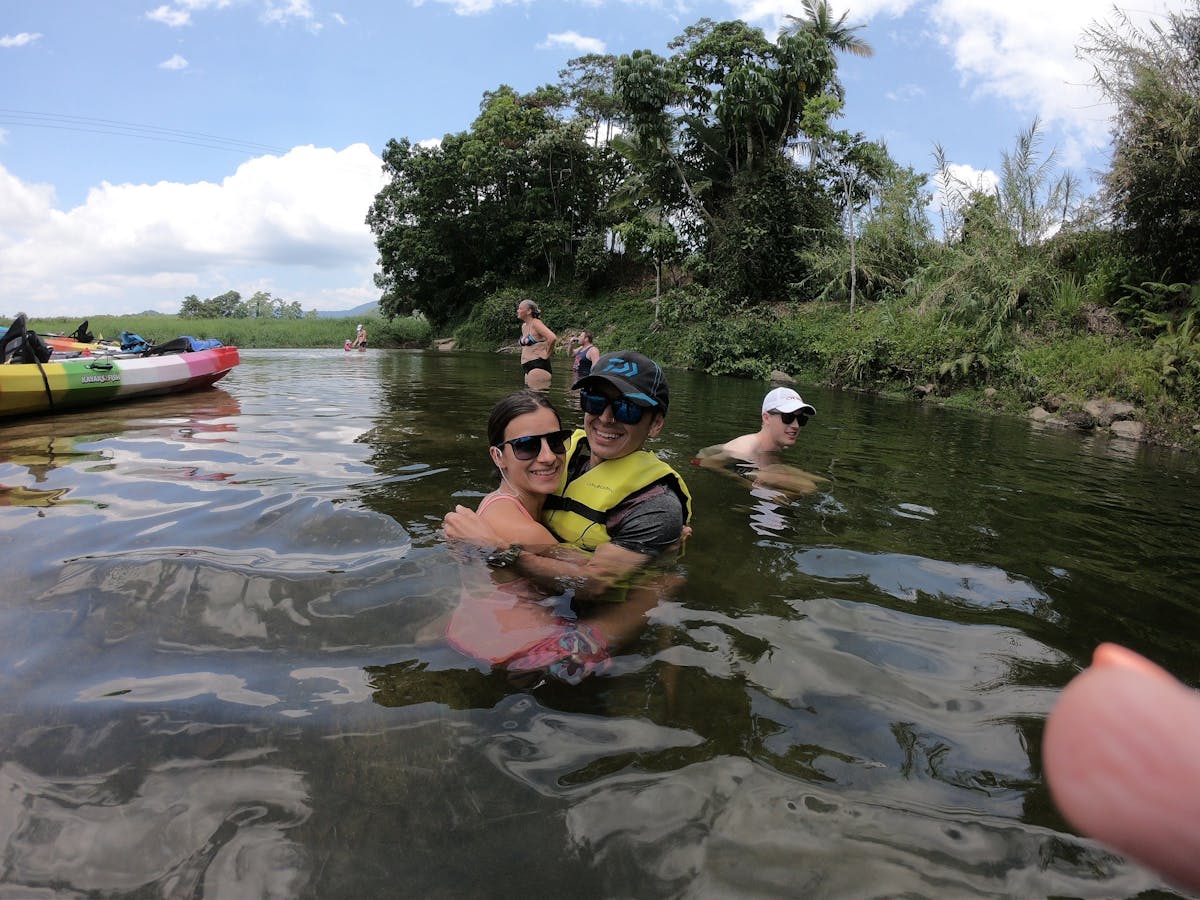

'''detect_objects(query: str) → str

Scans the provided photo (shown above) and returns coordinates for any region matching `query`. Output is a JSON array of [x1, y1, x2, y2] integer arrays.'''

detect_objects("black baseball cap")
[[572, 351, 670, 412]]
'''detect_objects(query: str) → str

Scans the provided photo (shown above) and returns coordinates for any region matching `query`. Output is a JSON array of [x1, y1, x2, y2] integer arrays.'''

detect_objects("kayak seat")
[[70, 320, 95, 343], [0, 314, 49, 364]]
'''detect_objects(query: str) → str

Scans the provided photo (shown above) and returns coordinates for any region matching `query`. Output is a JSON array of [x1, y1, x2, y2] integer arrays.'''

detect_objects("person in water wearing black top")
[[517, 299, 556, 390], [569, 331, 600, 380]]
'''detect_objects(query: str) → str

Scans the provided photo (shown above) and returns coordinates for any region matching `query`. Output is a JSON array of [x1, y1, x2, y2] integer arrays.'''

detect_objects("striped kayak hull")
[[0, 347, 240, 418]]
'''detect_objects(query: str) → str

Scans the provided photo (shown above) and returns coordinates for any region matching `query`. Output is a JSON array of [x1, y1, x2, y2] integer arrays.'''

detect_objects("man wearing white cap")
[[722, 387, 816, 460], [694, 386, 825, 496]]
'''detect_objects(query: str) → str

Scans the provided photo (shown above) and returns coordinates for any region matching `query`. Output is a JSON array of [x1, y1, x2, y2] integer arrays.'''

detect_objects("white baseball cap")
[[762, 387, 816, 416]]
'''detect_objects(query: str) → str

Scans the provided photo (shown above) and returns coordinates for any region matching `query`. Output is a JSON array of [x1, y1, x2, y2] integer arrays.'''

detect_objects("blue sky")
[[0, 0, 1186, 318]]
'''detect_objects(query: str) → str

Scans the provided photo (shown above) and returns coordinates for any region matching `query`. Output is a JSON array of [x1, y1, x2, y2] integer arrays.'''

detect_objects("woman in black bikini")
[[516, 299, 557, 390]]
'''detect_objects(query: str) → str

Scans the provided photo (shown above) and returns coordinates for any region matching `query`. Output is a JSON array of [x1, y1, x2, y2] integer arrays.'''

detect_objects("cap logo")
[[601, 357, 639, 378]]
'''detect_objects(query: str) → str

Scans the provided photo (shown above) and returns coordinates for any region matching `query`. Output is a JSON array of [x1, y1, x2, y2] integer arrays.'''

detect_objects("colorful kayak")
[[0, 346, 240, 417], [42, 334, 121, 354]]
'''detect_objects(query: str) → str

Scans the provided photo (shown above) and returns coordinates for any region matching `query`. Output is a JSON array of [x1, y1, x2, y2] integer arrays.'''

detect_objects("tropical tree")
[[1081, 1, 1200, 285], [922, 122, 1081, 352], [785, 0, 873, 57], [933, 119, 1078, 248], [180, 290, 245, 318], [796, 94, 890, 312], [368, 85, 611, 326], [838, 162, 932, 303], [247, 291, 274, 318], [559, 54, 622, 146], [614, 211, 682, 318], [611, 17, 845, 302]]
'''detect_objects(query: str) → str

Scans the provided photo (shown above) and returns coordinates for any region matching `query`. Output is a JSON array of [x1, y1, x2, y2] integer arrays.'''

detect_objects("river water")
[[1, 348, 1197, 898]]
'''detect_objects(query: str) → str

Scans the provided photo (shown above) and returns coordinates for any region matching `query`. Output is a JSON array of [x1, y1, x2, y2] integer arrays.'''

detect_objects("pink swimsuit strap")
[[478, 491, 535, 521]]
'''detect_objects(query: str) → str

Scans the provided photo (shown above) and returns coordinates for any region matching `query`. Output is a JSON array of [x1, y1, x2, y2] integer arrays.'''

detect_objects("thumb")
[[1043, 643, 1200, 891]]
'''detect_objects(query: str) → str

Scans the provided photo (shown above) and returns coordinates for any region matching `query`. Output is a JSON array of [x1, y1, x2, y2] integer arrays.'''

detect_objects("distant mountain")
[[316, 301, 379, 319]]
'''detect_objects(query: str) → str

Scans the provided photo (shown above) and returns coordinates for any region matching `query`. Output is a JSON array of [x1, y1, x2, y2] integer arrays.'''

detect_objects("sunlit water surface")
[[1, 349, 1197, 897]]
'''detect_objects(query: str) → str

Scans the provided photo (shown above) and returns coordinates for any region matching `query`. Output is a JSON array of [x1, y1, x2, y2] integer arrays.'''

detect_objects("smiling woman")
[[477, 389, 567, 544], [442, 389, 610, 681]]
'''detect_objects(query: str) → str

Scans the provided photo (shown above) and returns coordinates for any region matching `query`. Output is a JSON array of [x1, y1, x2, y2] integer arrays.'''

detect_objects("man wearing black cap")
[[542, 350, 692, 562], [445, 350, 692, 599]]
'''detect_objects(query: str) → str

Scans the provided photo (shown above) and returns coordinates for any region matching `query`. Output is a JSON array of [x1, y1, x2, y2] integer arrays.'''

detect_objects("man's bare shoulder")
[[719, 434, 761, 460]]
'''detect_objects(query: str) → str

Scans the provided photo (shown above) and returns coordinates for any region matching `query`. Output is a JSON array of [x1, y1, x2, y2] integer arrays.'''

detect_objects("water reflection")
[[563, 757, 1155, 897], [0, 350, 1195, 897], [1, 735, 309, 897]]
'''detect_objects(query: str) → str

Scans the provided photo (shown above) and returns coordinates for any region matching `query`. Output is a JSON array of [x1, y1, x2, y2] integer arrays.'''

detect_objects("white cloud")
[[146, 0, 317, 29], [0, 145, 388, 316], [726, 0, 917, 27], [0, 32, 44, 48], [263, 0, 317, 27], [929, 161, 998, 230], [884, 83, 924, 103], [927, 1, 1188, 153], [539, 30, 606, 54], [926, 0, 1117, 150], [332, 12, 347, 25], [411, 0, 515, 15], [146, 5, 191, 27], [0, 169, 56, 233], [159, 53, 189, 70]]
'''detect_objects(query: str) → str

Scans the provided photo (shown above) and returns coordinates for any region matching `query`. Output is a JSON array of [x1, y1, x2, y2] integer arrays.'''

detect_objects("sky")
[[0, 0, 1188, 318]]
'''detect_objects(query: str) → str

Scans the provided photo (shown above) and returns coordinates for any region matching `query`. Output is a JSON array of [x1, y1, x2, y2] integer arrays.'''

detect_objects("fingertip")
[[1044, 653, 1200, 891], [1091, 643, 1176, 683]]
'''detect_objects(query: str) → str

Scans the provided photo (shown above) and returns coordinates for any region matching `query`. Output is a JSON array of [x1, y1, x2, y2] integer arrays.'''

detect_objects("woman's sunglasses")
[[497, 429, 571, 460], [579, 390, 645, 425], [771, 410, 810, 426]]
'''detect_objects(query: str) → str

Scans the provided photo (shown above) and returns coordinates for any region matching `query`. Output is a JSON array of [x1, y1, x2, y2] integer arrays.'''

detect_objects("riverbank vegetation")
[[22, 314, 431, 349], [368, 1, 1199, 446]]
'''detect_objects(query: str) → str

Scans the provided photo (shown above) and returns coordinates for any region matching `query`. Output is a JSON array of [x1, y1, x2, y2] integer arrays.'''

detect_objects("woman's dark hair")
[[520, 299, 541, 318], [487, 390, 561, 448]]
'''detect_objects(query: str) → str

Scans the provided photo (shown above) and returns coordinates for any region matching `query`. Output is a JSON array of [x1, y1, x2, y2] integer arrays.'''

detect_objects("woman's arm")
[[477, 497, 559, 546], [533, 320, 557, 355]]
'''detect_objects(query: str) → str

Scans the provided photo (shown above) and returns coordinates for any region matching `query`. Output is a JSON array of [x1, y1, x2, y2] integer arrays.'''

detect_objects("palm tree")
[[784, 0, 874, 59]]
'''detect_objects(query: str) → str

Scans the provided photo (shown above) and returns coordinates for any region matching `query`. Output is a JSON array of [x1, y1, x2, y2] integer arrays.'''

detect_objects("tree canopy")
[[180, 290, 308, 319], [1082, 0, 1200, 285], [367, 6, 873, 324]]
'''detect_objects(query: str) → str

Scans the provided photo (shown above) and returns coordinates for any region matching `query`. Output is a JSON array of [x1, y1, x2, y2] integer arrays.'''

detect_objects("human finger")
[[1043, 643, 1200, 891]]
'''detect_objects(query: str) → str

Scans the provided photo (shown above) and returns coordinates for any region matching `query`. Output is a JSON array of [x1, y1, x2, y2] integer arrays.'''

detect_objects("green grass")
[[1012, 334, 1161, 403]]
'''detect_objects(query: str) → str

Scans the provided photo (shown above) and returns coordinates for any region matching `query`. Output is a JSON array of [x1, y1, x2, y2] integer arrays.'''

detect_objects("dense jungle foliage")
[[371, 1, 1199, 445]]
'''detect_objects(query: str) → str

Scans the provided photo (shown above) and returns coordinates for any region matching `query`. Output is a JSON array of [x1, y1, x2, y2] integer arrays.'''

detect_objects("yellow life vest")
[[543, 429, 693, 553]]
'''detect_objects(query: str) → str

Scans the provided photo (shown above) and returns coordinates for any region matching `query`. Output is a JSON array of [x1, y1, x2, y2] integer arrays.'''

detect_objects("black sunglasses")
[[771, 410, 810, 426], [579, 389, 646, 425], [496, 429, 571, 460]]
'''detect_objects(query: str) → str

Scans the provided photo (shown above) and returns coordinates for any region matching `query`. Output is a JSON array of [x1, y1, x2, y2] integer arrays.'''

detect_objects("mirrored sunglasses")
[[579, 390, 646, 425], [497, 429, 571, 460]]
